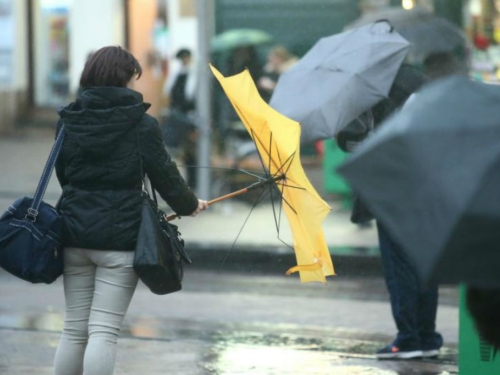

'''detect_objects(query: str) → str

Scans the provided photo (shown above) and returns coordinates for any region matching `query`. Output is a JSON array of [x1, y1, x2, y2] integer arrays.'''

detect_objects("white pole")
[[195, 0, 214, 199]]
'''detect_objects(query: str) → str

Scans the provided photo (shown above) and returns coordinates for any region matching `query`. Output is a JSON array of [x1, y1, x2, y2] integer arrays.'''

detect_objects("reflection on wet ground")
[[0, 270, 459, 374], [0, 311, 458, 375], [203, 343, 456, 375]]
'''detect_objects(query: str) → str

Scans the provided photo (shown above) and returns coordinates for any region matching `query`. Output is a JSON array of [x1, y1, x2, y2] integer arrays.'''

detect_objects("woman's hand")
[[190, 199, 209, 217]]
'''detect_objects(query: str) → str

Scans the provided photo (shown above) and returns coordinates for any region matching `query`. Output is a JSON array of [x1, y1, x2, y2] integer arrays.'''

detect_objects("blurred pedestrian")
[[164, 48, 196, 114], [337, 64, 443, 360], [227, 45, 263, 80], [162, 48, 198, 188], [423, 52, 467, 80], [258, 45, 298, 102], [53, 46, 208, 375]]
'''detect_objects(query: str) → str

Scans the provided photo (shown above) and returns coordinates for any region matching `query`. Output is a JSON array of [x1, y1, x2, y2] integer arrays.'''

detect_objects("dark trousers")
[[377, 222, 443, 349]]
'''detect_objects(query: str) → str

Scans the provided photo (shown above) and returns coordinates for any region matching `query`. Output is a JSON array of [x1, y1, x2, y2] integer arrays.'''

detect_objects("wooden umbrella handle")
[[166, 174, 284, 222], [166, 187, 250, 221]]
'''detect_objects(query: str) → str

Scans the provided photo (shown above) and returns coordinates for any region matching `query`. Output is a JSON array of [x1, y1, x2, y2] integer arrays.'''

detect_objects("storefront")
[[0, 0, 28, 134], [31, 0, 71, 107], [464, 0, 500, 83], [0, 0, 14, 86], [22, 0, 179, 120]]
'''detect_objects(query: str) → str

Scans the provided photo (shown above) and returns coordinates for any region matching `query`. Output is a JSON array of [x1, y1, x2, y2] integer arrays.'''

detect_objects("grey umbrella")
[[270, 21, 409, 144], [338, 76, 500, 287], [345, 7, 467, 64]]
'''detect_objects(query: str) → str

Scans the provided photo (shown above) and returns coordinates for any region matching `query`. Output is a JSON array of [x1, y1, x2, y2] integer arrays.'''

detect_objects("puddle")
[[202, 343, 403, 374], [0, 311, 458, 375]]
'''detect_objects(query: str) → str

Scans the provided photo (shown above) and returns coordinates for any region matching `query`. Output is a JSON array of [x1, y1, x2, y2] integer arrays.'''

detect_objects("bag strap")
[[26, 125, 66, 222], [136, 125, 159, 206]]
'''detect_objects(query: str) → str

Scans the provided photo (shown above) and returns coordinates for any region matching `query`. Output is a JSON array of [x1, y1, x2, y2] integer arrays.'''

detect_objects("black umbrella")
[[338, 76, 500, 286], [346, 7, 467, 64]]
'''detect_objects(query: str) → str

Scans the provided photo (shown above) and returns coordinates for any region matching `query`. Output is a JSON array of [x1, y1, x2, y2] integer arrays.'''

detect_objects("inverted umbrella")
[[345, 7, 467, 64], [338, 76, 500, 287], [270, 21, 409, 144], [209, 65, 335, 283], [211, 29, 273, 53]]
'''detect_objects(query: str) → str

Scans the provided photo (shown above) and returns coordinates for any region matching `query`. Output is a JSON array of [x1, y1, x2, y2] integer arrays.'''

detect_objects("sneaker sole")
[[376, 350, 423, 360], [422, 350, 440, 358]]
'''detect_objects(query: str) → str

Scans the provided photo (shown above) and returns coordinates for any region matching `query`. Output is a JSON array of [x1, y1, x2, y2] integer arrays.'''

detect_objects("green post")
[[459, 285, 500, 374], [323, 139, 352, 208]]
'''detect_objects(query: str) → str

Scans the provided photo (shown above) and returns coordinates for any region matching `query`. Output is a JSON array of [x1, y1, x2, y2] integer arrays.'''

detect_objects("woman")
[[53, 46, 208, 375]]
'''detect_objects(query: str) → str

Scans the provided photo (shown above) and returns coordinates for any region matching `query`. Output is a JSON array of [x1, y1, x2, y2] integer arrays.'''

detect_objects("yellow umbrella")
[[210, 65, 335, 283]]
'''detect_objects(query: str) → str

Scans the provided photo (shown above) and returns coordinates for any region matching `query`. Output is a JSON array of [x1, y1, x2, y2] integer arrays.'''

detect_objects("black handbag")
[[0, 126, 65, 283], [133, 131, 192, 295]]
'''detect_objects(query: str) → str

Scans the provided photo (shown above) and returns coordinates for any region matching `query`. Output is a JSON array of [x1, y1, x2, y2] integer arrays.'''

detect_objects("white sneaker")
[[422, 349, 440, 358]]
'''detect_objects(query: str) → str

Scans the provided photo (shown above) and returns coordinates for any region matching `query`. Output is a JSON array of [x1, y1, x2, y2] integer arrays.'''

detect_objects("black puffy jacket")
[[55, 87, 198, 251]]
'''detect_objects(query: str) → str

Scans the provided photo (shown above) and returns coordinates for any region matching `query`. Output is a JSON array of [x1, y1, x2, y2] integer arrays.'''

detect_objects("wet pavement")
[[0, 130, 459, 374], [0, 328, 458, 375], [0, 269, 458, 375]]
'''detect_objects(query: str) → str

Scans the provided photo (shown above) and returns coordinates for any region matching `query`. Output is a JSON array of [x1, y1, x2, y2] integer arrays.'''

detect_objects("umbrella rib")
[[269, 184, 280, 233], [177, 164, 266, 180], [239, 169, 267, 180], [277, 185, 284, 232], [231, 102, 269, 172], [276, 235, 295, 252], [283, 150, 298, 177], [274, 186, 295, 251], [272, 183, 298, 215], [274, 132, 285, 171], [269, 151, 295, 183], [250, 128, 271, 177], [278, 183, 306, 191], [253, 133, 281, 172], [232, 101, 282, 172], [271, 151, 303, 190], [217, 185, 271, 271], [268, 132, 273, 174]]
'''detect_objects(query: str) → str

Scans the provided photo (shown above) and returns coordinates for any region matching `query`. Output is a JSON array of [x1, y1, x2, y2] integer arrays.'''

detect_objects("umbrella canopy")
[[346, 7, 467, 63], [338, 76, 500, 287], [210, 65, 335, 283], [270, 21, 409, 144], [211, 29, 273, 53]]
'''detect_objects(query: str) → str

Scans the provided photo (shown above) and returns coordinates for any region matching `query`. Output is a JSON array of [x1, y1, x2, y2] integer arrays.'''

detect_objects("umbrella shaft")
[[247, 175, 285, 191], [167, 175, 285, 221]]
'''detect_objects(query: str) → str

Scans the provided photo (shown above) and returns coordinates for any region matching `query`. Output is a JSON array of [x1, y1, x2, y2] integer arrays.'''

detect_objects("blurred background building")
[[0, 0, 198, 133], [0, 0, 498, 135]]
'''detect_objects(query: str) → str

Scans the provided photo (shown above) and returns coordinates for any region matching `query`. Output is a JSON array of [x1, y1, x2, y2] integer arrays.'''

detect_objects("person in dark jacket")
[[337, 64, 443, 360], [162, 48, 199, 188], [53, 46, 208, 375]]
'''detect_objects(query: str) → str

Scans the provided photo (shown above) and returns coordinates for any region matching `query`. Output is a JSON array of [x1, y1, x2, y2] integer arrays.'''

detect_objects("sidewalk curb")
[[185, 242, 383, 278]]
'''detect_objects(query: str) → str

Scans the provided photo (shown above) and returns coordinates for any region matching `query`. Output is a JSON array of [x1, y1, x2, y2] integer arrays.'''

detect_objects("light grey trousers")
[[54, 248, 138, 375]]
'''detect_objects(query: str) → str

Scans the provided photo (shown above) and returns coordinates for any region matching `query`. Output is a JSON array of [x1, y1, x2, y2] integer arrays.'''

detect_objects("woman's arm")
[[139, 119, 200, 216]]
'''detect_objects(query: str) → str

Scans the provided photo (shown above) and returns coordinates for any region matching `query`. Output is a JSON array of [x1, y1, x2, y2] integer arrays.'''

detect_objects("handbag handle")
[[26, 125, 66, 222]]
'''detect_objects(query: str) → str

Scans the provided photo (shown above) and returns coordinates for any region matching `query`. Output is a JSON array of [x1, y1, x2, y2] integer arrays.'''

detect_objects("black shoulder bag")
[[133, 130, 192, 295]]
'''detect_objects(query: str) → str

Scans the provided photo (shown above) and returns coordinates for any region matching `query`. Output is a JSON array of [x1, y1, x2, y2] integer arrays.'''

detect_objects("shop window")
[[34, 0, 70, 107], [0, 0, 14, 85], [466, 0, 500, 83]]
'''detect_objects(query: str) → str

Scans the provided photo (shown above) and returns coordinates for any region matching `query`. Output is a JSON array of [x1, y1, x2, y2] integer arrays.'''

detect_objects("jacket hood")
[[58, 87, 151, 159]]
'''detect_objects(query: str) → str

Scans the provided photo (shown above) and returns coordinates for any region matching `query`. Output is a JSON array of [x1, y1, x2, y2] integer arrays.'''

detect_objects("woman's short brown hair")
[[79, 46, 142, 88]]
